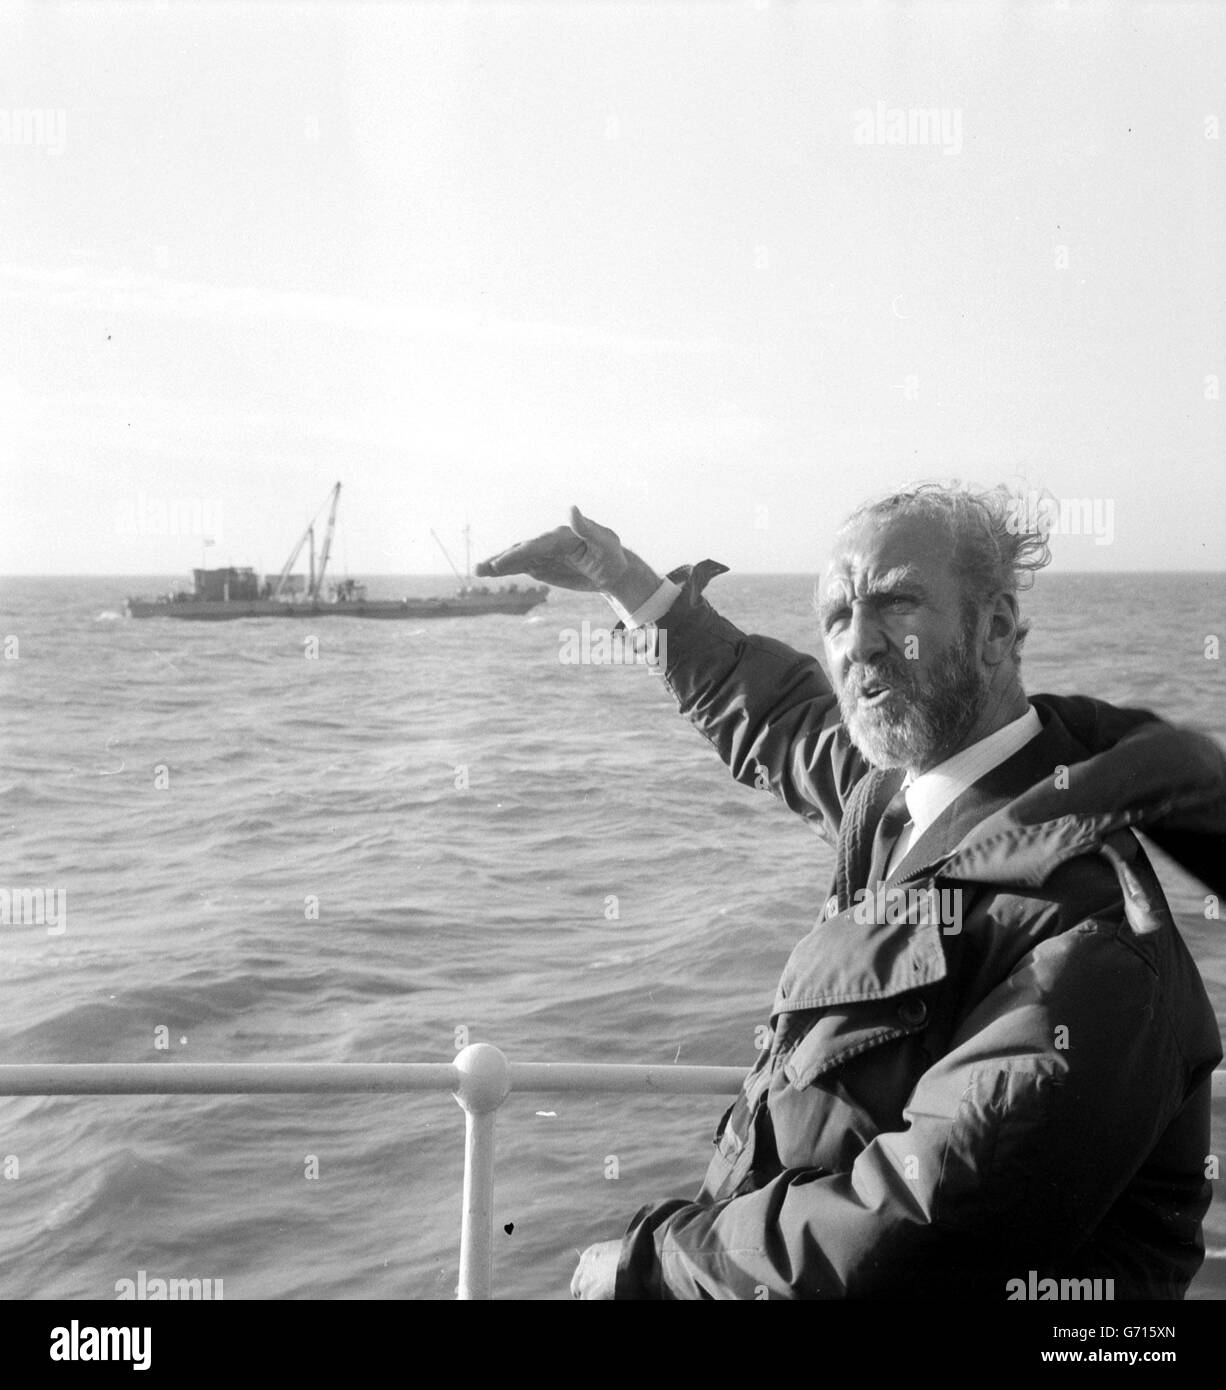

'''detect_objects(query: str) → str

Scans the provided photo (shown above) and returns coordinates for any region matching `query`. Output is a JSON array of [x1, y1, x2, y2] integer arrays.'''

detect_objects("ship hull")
[[125, 595, 547, 620]]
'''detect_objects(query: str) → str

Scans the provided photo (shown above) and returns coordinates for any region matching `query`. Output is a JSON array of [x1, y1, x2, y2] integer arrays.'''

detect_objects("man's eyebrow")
[[815, 566, 926, 622], [863, 566, 925, 598], [814, 588, 847, 623]]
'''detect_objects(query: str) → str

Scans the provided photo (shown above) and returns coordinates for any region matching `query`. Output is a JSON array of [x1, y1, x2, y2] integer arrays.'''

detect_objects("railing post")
[[452, 1043, 511, 1300]]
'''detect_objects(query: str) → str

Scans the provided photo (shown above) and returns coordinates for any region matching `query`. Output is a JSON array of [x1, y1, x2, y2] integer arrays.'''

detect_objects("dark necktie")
[[867, 788, 912, 887]]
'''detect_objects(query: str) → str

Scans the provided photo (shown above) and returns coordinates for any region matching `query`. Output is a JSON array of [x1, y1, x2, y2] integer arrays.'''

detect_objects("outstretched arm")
[[479, 512, 864, 838], [476, 506, 663, 612]]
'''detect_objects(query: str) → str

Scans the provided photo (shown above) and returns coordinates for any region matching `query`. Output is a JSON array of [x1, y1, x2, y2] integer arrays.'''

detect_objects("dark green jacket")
[[615, 563, 1224, 1300]]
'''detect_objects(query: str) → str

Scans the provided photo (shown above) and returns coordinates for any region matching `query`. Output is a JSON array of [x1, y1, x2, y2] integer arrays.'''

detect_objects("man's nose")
[[844, 601, 888, 665]]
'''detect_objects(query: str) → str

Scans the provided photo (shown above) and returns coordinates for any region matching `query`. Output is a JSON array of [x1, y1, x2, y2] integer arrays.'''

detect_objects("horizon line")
[[4, 569, 1225, 580]]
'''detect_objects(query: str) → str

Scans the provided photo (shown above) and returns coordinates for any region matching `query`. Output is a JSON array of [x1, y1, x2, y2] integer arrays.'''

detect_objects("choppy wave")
[[1, 573, 1223, 1299]]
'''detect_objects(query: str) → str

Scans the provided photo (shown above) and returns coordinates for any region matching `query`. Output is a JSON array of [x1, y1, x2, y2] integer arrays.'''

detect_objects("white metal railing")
[[0, 1048, 1222, 1300], [0, 1046, 746, 1299]]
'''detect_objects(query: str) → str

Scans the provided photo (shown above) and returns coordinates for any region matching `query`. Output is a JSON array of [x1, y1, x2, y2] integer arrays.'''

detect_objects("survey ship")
[[125, 483, 548, 621]]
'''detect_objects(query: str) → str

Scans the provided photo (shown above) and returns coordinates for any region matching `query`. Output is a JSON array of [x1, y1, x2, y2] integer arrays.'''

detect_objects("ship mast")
[[271, 481, 343, 600], [430, 529, 465, 587], [311, 482, 342, 600]]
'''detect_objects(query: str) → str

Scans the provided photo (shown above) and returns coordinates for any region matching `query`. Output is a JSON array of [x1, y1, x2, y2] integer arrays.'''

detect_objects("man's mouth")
[[856, 682, 895, 706]]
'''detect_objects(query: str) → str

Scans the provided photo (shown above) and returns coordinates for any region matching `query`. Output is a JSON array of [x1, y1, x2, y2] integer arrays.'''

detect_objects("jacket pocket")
[[701, 1056, 774, 1199], [782, 992, 932, 1089]]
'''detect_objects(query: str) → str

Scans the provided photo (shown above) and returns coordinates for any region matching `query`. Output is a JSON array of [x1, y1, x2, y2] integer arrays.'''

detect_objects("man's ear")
[[983, 593, 1020, 666]]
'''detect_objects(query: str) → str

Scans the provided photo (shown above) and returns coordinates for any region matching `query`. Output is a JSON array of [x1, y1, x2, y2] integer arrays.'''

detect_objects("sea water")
[[1, 571, 1222, 1300]]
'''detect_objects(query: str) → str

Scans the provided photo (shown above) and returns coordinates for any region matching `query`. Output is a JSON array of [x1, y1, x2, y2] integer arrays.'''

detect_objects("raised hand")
[[475, 506, 633, 594]]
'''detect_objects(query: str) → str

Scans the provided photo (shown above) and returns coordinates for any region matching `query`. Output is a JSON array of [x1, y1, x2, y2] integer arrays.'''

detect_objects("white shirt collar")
[[901, 704, 1043, 838]]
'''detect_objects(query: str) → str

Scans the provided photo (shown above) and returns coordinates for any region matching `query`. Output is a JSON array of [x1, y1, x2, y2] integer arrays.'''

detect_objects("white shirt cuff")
[[605, 577, 681, 629]]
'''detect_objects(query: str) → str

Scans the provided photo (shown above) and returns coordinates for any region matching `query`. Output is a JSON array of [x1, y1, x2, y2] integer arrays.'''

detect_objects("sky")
[[1, 0, 1223, 577]]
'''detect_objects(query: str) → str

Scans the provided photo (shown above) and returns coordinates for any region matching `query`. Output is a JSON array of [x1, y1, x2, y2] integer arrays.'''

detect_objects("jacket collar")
[[939, 694, 1226, 891], [887, 696, 1091, 885], [780, 699, 1118, 1017], [779, 694, 1223, 1016]]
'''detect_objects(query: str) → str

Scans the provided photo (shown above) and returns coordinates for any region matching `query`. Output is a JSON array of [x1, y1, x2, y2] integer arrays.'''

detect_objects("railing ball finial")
[[452, 1043, 511, 1115]]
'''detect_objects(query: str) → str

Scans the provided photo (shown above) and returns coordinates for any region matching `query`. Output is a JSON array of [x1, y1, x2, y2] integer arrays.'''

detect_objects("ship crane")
[[271, 482, 342, 600], [125, 481, 550, 619], [312, 482, 342, 600]]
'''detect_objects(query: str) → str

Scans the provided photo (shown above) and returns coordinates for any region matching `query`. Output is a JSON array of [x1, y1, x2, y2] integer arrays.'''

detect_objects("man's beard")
[[838, 626, 989, 771]]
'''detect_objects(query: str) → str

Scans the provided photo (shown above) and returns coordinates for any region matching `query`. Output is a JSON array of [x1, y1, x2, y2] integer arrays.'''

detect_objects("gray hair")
[[838, 482, 1052, 659]]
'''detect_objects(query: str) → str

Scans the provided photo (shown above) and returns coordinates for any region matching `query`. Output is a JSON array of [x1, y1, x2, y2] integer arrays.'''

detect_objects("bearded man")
[[477, 484, 1224, 1301]]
